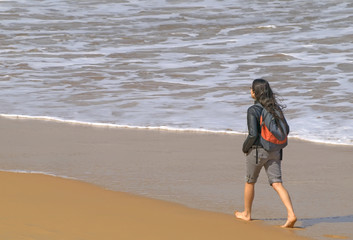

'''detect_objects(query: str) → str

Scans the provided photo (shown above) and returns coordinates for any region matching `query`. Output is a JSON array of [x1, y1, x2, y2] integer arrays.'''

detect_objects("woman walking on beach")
[[234, 79, 297, 228]]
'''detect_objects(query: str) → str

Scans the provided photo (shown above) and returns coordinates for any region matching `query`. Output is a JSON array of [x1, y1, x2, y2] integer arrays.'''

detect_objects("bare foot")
[[234, 211, 251, 221], [281, 216, 297, 228]]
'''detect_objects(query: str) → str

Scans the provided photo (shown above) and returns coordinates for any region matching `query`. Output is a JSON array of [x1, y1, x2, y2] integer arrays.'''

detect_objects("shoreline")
[[1, 113, 351, 147], [0, 116, 352, 240]]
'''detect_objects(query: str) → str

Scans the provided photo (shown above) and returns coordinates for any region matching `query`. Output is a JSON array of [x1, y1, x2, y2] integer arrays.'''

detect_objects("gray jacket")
[[242, 101, 289, 154]]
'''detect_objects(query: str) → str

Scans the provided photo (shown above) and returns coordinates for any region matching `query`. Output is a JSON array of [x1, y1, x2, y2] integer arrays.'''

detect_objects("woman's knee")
[[271, 182, 283, 191]]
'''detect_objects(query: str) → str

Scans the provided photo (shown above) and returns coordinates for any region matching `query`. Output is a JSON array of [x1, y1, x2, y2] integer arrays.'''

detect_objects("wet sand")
[[0, 117, 352, 239]]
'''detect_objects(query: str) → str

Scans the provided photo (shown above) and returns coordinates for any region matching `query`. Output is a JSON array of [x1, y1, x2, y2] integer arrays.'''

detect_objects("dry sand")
[[0, 116, 352, 239], [0, 171, 307, 240]]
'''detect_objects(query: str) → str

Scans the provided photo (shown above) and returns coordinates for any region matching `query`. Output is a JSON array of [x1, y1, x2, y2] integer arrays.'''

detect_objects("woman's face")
[[251, 88, 256, 100]]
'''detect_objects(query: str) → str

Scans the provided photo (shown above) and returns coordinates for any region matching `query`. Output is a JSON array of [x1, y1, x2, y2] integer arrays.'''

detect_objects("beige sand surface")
[[0, 116, 352, 240], [0, 171, 307, 240]]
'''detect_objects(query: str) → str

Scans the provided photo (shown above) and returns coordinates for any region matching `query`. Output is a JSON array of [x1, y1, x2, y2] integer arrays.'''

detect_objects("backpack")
[[259, 106, 288, 152]]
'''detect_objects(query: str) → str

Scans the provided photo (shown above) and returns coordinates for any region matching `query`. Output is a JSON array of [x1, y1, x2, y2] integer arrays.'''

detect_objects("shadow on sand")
[[260, 214, 353, 228], [299, 214, 353, 228]]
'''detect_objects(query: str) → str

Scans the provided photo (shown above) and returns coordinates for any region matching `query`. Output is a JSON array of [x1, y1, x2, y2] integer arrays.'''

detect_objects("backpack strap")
[[260, 110, 270, 128], [254, 102, 263, 163], [254, 102, 264, 126]]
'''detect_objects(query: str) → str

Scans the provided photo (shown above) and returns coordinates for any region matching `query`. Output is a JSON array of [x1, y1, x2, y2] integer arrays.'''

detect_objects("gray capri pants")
[[246, 147, 282, 185]]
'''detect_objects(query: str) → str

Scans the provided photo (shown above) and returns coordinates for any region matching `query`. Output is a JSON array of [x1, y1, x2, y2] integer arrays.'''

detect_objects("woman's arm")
[[242, 107, 260, 153]]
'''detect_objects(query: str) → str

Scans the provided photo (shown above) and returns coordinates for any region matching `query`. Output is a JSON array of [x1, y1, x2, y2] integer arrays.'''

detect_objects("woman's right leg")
[[265, 153, 297, 228], [271, 182, 297, 228]]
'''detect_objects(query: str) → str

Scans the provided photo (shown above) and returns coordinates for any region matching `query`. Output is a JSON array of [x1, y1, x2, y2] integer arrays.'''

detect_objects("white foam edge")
[[1, 113, 352, 146], [288, 134, 353, 147], [0, 169, 77, 180], [0, 113, 244, 134], [257, 25, 277, 29]]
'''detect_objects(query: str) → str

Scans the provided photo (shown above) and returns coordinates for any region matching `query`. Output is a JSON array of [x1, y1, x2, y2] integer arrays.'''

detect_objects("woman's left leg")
[[234, 182, 255, 221]]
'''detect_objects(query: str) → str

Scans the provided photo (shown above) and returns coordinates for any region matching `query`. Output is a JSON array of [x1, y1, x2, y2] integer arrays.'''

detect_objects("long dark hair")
[[252, 78, 285, 121]]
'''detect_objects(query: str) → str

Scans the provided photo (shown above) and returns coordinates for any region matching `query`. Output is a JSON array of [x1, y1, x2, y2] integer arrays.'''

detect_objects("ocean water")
[[1, 0, 353, 145]]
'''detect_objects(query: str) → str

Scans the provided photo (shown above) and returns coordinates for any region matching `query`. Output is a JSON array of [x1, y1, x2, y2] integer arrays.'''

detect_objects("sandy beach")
[[0, 171, 307, 240], [0, 116, 352, 239]]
